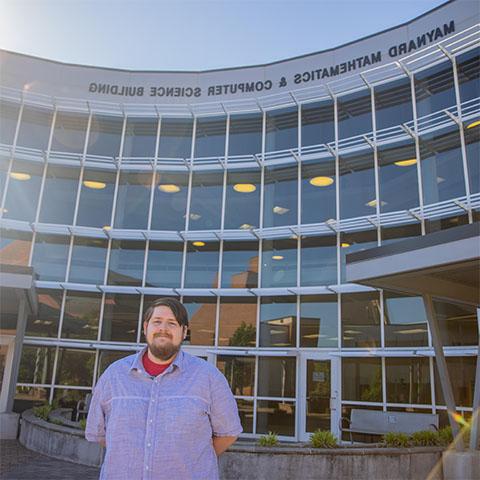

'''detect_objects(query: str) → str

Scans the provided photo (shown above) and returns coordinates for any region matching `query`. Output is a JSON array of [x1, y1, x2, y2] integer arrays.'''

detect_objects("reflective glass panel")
[[425, 214, 470, 234], [158, 118, 193, 159], [4, 159, 43, 222], [341, 292, 381, 348], [194, 116, 226, 158], [342, 357, 382, 402], [464, 125, 479, 195], [16, 106, 53, 151], [301, 235, 336, 286], [38, 164, 80, 224], [0, 100, 20, 145], [256, 400, 295, 436], [228, 113, 262, 157], [15, 386, 50, 411], [263, 164, 297, 227], [98, 350, 131, 376], [0, 155, 8, 199], [0, 230, 31, 267], [217, 355, 255, 396], [265, 107, 298, 152], [184, 241, 220, 288], [183, 296, 216, 346], [300, 295, 338, 348], [306, 359, 331, 432], [258, 356, 296, 397], [338, 89, 372, 139], [25, 289, 62, 338], [108, 240, 145, 286], [123, 117, 157, 158], [386, 357, 431, 404], [87, 114, 123, 157], [54, 388, 91, 409], [17, 345, 55, 384], [381, 223, 422, 246], [55, 348, 95, 386], [189, 169, 223, 230], [68, 237, 107, 284], [261, 239, 297, 288], [51, 111, 88, 154], [145, 241, 183, 288], [221, 241, 258, 289], [384, 291, 428, 347], [31, 234, 69, 281], [259, 297, 296, 348], [374, 77, 413, 131], [457, 47, 480, 103], [76, 168, 116, 228], [433, 300, 478, 347], [301, 100, 334, 147], [236, 399, 254, 434], [218, 297, 257, 347], [62, 291, 102, 340], [101, 293, 140, 342], [224, 168, 261, 230], [340, 229, 377, 282]]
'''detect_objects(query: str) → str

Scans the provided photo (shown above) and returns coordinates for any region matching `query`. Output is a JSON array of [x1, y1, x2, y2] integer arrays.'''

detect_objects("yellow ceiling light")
[[103, 225, 111, 231], [309, 176, 334, 187], [240, 223, 252, 230], [341, 242, 351, 248], [83, 180, 106, 189], [466, 120, 480, 129], [159, 184, 180, 193], [192, 241, 205, 247], [394, 158, 417, 167], [10, 172, 31, 181], [233, 183, 256, 193], [272, 255, 284, 260], [273, 206, 289, 215], [366, 199, 386, 208]]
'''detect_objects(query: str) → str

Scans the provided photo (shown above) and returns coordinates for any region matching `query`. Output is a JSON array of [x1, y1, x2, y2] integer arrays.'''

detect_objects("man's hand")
[[212, 435, 237, 456]]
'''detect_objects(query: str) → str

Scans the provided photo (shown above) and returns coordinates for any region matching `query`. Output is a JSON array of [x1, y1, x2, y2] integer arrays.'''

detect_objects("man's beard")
[[147, 334, 182, 361]]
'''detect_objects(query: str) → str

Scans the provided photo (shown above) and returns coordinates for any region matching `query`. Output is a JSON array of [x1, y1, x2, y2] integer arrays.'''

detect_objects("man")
[[86, 298, 242, 479]]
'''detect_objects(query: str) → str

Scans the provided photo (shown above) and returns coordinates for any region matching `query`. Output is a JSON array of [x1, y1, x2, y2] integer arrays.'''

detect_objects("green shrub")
[[438, 426, 453, 446], [79, 418, 87, 431], [382, 432, 410, 448], [310, 429, 337, 448], [410, 430, 439, 447], [257, 432, 279, 447], [33, 403, 53, 421], [50, 418, 64, 426]]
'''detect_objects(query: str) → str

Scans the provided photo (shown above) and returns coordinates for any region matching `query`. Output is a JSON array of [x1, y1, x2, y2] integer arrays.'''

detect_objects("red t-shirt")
[[142, 352, 172, 377]]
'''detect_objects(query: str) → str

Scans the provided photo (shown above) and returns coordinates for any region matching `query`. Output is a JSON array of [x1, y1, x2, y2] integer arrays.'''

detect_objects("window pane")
[[38, 164, 80, 224], [145, 241, 183, 288], [68, 237, 107, 284], [56, 348, 95, 386], [236, 399, 254, 434], [265, 107, 298, 152], [261, 239, 297, 288], [102, 293, 140, 342], [301, 158, 336, 224], [340, 229, 377, 283], [221, 241, 258, 289], [54, 388, 91, 410], [224, 168, 260, 230], [184, 241, 219, 288], [257, 356, 296, 397], [433, 300, 478, 347], [25, 289, 62, 338], [263, 164, 298, 228], [0, 230, 31, 267], [158, 118, 193, 159], [228, 114, 262, 157], [151, 169, 188, 231], [342, 358, 382, 402], [18, 345, 55, 384], [434, 357, 476, 407], [15, 386, 50, 411], [31, 234, 69, 281], [464, 125, 479, 195], [16, 106, 53, 151], [189, 170, 223, 230], [338, 89, 372, 139], [87, 115, 123, 157], [217, 355, 255, 396], [108, 240, 145, 286], [98, 350, 131, 376], [62, 291, 102, 340], [194, 116, 226, 158], [0, 155, 8, 199], [51, 111, 88, 154], [457, 47, 479, 103], [218, 297, 257, 347], [341, 292, 381, 348], [123, 117, 157, 158], [76, 168, 116, 228], [384, 291, 428, 347], [0, 100, 20, 145], [374, 77, 413, 131], [386, 357, 431, 404], [256, 400, 295, 436], [183, 296, 216, 346], [300, 295, 338, 348], [301, 101, 334, 147], [381, 223, 422, 246], [259, 297, 296, 348], [4, 159, 43, 222], [301, 236, 336, 286], [114, 169, 151, 229]]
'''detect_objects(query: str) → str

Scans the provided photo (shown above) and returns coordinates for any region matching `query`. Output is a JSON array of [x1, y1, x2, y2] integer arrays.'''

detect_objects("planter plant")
[[310, 429, 338, 448]]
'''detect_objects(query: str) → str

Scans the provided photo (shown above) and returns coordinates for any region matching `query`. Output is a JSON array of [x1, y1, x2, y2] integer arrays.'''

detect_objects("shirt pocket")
[[160, 396, 211, 435]]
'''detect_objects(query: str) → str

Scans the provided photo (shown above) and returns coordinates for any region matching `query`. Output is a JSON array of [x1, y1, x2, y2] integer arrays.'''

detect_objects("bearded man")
[[86, 298, 242, 480]]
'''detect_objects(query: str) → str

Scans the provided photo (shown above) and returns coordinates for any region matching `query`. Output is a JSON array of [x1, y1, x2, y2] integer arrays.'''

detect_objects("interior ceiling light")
[[192, 241, 205, 247], [159, 184, 180, 193], [233, 183, 256, 193], [273, 206, 289, 215], [272, 255, 284, 260], [189, 213, 201, 221], [83, 180, 106, 189], [310, 176, 334, 187], [103, 225, 111, 231], [240, 224, 252, 230], [341, 242, 351, 248], [394, 158, 417, 167], [10, 172, 31, 181], [437, 176, 445, 184], [466, 120, 480, 129], [366, 199, 386, 208]]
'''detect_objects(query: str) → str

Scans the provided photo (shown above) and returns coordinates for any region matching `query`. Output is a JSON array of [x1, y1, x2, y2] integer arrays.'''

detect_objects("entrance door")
[[299, 354, 340, 441]]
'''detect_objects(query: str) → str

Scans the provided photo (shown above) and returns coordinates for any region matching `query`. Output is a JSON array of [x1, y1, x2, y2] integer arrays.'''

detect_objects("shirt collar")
[[129, 346, 185, 374]]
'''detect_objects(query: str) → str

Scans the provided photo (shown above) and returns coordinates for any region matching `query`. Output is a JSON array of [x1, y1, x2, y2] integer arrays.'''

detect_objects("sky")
[[0, 0, 467, 71]]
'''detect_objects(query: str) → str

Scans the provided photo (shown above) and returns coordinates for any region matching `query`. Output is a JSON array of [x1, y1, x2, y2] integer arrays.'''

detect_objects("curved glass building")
[[0, 0, 478, 441]]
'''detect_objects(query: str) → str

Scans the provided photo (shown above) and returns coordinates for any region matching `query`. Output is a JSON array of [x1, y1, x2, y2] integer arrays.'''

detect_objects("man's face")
[[143, 305, 186, 361]]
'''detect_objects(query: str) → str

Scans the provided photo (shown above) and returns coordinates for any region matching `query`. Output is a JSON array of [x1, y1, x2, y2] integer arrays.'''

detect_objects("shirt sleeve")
[[209, 370, 243, 437], [85, 371, 108, 443]]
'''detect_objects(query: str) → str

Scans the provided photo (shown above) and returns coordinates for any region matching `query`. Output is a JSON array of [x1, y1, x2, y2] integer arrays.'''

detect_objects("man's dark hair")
[[143, 298, 189, 327]]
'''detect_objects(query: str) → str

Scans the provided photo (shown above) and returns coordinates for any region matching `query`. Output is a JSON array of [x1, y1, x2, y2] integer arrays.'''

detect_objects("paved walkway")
[[0, 440, 100, 480]]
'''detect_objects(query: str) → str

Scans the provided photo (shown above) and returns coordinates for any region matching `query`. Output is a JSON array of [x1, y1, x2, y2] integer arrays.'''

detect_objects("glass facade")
[[4, 38, 478, 441]]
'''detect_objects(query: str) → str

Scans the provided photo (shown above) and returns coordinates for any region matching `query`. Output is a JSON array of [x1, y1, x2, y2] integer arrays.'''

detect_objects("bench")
[[341, 409, 439, 443]]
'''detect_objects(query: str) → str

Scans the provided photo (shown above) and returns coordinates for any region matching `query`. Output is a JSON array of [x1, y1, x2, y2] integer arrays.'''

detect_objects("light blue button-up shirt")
[[86, 348, 242, 479]]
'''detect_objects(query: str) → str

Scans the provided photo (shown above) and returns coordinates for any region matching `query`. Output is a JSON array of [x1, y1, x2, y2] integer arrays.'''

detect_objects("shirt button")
[[146, 466, 149, 470], [147, 443, 151, 447], [151, 398, 155, 402], [149, 419, 153, 423]]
